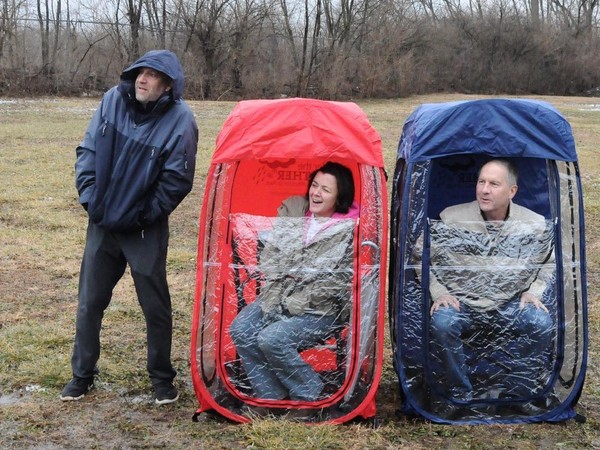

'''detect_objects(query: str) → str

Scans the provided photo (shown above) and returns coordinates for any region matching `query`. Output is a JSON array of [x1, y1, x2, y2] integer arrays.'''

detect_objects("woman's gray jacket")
[[258, 196, 358, 321]]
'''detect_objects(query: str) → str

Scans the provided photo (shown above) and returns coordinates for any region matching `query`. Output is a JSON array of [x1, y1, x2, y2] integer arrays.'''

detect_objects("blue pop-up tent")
[[389, 98, 588, 424]]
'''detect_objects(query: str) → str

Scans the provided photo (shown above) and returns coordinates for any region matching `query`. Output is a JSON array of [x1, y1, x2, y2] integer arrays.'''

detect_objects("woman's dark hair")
[[306, 162, 355, 214]]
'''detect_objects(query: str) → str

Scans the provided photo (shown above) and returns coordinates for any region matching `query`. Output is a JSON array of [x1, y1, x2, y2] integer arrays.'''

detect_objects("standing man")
[[61, 50, 198, 405]]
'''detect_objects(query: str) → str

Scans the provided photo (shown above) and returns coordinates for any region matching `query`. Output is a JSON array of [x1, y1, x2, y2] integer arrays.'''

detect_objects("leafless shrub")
[[1, 0, 600, 98]]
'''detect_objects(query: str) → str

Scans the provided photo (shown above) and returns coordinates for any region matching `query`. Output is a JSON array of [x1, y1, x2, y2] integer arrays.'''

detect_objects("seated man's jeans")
[[430, 298, 553, 400], [230, 300, 338, 401]]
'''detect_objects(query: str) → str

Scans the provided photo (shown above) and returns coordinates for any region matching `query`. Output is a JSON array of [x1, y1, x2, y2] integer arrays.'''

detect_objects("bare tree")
[[578, 0, 598, 35], [323, 0, 355, 48], [126, 0, 143, 59], [320, 0, 371, 95], [418, 0, 440, 20], [1, 0, 600, 97], [531, 0, 541, 28], [145, 0, 167, 47], [279, 0, 321, 96], [548, 0, 599, 35], [52, 0, 61, 63], [225, 0, 272, 92], [180, 0, 231, 98], [36, 0, 51, 72], [279, 0, 299, 68], [33, 0, 63, 76], [0, 0, 22, 61]]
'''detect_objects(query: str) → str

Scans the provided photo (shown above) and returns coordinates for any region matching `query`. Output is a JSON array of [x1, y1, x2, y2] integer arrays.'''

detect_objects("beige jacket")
[[428, 200, 555, 311]]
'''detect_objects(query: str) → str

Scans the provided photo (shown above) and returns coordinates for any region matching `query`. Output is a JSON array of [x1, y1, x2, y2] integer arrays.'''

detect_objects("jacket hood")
[[120, 50, 185, 100]]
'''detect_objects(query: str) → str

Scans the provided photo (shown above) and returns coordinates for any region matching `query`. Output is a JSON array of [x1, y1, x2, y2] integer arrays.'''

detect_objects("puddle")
[[24, 384, 47, 393], [0, 392, 21, 406], [0, 384, 47, 406], [577, 104, 600, 111], [125, 394, 154, 404]]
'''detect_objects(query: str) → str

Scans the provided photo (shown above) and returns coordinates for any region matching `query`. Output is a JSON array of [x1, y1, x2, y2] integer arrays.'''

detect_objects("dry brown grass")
[[0, 95, 598, 449]]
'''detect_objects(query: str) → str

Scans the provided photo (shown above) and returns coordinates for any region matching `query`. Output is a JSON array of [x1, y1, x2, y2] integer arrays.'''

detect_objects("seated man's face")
[[476, 161, 517, 221]]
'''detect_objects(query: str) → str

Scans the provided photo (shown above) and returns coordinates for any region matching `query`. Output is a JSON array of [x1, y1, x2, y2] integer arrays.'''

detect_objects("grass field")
[[0, 94, 598, 449]]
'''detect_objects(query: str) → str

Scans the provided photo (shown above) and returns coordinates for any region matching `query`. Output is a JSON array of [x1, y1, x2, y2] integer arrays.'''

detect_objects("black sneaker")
[[154, 382, 179, 405], [60, 377, 94, 401]]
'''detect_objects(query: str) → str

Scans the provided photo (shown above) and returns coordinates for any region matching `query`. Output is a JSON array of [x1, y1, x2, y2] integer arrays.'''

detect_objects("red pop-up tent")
[[191, 98, 388, 423]]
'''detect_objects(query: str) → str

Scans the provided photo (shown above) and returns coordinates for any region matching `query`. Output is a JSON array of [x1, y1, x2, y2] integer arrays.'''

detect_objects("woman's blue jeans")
[[430, 298, 554, 401], [230, 300, 337, 401]]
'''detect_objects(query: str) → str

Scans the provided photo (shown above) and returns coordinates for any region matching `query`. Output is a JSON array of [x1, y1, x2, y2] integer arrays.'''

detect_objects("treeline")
[[1, 0, 599, 100]]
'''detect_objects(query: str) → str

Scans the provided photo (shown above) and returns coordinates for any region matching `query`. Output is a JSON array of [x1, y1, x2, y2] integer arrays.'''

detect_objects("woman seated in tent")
[[229, 161, 358, 401]]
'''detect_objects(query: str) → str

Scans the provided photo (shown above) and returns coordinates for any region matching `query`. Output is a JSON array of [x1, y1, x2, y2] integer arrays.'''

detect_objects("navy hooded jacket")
[[75, 50, 198, 231]]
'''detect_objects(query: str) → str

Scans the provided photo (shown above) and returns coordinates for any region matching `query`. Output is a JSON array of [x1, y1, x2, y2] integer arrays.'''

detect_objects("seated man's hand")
[[430, 294, 460, 315], [519, 292, 549, 313]]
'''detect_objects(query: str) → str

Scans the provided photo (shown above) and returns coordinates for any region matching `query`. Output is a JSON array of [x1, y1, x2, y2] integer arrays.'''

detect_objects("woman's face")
[[308, 171, 338, 218]]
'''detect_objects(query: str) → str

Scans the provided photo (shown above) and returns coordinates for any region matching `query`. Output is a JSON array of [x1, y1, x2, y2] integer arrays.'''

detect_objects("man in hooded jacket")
[[61, 50, 198, 405]]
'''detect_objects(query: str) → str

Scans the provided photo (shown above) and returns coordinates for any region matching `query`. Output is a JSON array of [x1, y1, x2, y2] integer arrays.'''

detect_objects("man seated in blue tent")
[[428, 158, 555, 416]]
